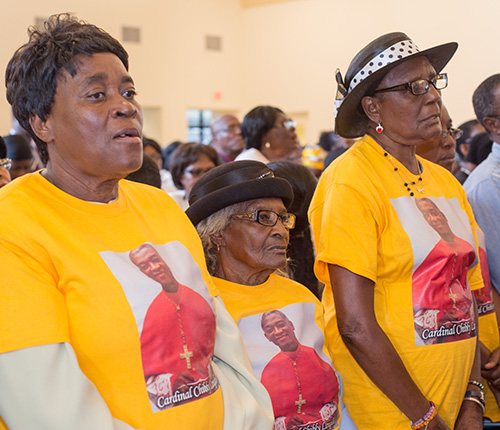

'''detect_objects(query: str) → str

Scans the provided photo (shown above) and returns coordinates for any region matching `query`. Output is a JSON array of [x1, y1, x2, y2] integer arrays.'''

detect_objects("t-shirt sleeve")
[[0, 343, 143, 429], [312, 182, 379, 286], [459, 186, 485, 292], [0, 237, 70, 353]]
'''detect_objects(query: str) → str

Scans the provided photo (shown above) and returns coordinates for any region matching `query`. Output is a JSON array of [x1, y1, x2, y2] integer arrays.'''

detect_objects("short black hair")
[[5, 13, 129, 164], [456, 119, 482, 158], [162, 140, 183, 171], [143, 136, 164, 166], [0, 137, 6, 159], [169, 142, 220, 190], [472, 74, 500, 131], [241, 105, 284, 150]]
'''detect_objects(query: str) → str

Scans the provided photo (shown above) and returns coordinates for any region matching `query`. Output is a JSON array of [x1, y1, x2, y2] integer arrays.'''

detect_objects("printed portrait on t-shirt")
[[100, 242, 219, 413], [391, 196, 477, 346], [473, 228, 495, 317], [237, 302, 340, 430]]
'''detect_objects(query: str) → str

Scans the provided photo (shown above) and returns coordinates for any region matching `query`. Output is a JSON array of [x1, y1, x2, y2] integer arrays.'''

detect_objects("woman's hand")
[[482, 346, 500, 389]]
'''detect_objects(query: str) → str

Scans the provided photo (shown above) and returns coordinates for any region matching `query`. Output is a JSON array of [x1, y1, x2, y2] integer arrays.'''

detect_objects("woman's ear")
[[361, 96, 381, 124], [29, 114, 54, 144], [211, 231, 225, 248]]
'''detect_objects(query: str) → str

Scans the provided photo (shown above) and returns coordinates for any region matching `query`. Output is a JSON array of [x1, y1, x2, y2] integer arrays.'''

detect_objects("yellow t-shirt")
[[214, 274, 345, 430], [309, 135, 482, 429], [0, 173, 223, 429]]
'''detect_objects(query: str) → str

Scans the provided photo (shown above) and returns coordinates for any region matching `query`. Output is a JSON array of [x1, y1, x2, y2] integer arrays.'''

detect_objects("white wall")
[[0, 0, 499, 147], [242, 0, 500, 143], [0, 0, 245, 145]]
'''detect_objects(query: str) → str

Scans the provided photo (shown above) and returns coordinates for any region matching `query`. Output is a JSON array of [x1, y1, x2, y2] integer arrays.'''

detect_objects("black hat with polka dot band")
[[334, 32, 458, 138]]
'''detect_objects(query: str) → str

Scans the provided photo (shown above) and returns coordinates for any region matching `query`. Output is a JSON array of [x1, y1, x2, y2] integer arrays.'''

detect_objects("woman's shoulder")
[[121, 179, 188, 212], [321, 136, 379, 182], [234, 148, 270, 163], [418, 157, 466, 194]]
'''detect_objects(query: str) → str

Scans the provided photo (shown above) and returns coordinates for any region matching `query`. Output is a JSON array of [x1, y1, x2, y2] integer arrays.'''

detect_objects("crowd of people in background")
[[2, 12, 500, 430]]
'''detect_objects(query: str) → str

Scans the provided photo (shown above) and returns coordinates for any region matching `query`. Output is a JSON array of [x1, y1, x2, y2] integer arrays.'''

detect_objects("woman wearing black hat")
[[309, 33, 484, 430], [187, 160, 358, 430]]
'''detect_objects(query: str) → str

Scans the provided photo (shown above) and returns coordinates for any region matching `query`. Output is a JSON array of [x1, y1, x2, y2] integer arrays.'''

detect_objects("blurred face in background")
[[9, 158, 33, 179], [211, 115, 245, 160], [416, 106, 458, 171], [261, 112, 301, 162], [180, 154, 216, 197], [143, 145, 163, 170]]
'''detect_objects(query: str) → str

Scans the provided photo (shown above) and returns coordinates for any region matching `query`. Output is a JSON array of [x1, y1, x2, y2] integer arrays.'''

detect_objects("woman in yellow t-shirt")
[[187, 160, 357, 430], [0, 13, 273, 430], [309, 32, 484, 430]]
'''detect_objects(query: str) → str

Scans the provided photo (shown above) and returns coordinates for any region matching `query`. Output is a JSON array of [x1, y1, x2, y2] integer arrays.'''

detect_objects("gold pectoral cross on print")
[[180, 344, 193, 369], [295, 393, 306, 414]]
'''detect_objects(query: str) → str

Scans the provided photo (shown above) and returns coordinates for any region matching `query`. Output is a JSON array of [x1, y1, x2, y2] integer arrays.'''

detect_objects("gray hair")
[[473, 74, 500, 130], [196, 202, 245, 275]]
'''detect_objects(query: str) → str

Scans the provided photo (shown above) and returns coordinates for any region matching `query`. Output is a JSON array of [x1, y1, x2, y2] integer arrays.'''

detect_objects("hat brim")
[[186, 176, 293, 226], [336, 42, 458, 138]]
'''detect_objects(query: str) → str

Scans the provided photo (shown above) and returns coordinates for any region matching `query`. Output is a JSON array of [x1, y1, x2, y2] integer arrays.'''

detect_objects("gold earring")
[[264, 142, 271, 149]]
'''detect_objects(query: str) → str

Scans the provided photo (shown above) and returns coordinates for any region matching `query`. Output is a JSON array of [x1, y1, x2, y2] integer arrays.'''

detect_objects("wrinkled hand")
[[286, 415, 305, 430], [172, 371, 195, 393], [482, 347, 500, 390]]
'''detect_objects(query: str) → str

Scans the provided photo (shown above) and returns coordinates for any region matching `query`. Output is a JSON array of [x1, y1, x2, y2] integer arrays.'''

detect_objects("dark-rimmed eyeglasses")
[[232, 209, 296, 230], [442, 128, 463, 140], [184, 166, 213, 177], [273, 119, 296, 131], [375, 73, 448, 96], [0, 158, 12, 170]]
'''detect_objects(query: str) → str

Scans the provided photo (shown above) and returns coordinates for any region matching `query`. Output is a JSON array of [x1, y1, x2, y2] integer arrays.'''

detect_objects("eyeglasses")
[[232, 209, 296, 229], [184, 166, 213, 177], [375, 73, 448, 96], [442, 128, 463, 140], [0, 158, 12, 170], [219, 124, 241, 133], [273, 119, 297, 131]]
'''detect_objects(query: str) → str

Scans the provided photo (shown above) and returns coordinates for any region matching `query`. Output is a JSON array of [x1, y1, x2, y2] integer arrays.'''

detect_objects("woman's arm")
[[328, 264, 450, 430], [0, 343, 142, 430]]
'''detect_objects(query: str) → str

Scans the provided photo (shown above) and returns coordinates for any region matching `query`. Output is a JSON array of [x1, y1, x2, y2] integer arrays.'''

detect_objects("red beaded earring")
[[376, 123, 384, 133]]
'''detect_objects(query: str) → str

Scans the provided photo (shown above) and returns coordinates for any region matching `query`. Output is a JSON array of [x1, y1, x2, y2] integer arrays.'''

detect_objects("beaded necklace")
[[162, 287, 194, 370], [383, 151, 424, 197], [283, 347, 306, 414]]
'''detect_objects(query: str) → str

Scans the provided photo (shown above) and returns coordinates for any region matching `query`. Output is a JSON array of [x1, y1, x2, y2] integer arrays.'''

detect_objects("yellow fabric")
[[213, 274, 344, 429], [309, 135, 482, 429], [0, 173, 223, 429]]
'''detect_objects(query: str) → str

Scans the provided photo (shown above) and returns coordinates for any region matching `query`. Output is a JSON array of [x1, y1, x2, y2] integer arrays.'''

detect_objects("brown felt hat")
[[334, 32, 458, 138], [186, 160, 293, 226]]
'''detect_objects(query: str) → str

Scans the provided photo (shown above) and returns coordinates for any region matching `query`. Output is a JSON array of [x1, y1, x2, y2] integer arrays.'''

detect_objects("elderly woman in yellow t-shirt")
[[187, 160, 358, 430], [309, 33, 484, 430]]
